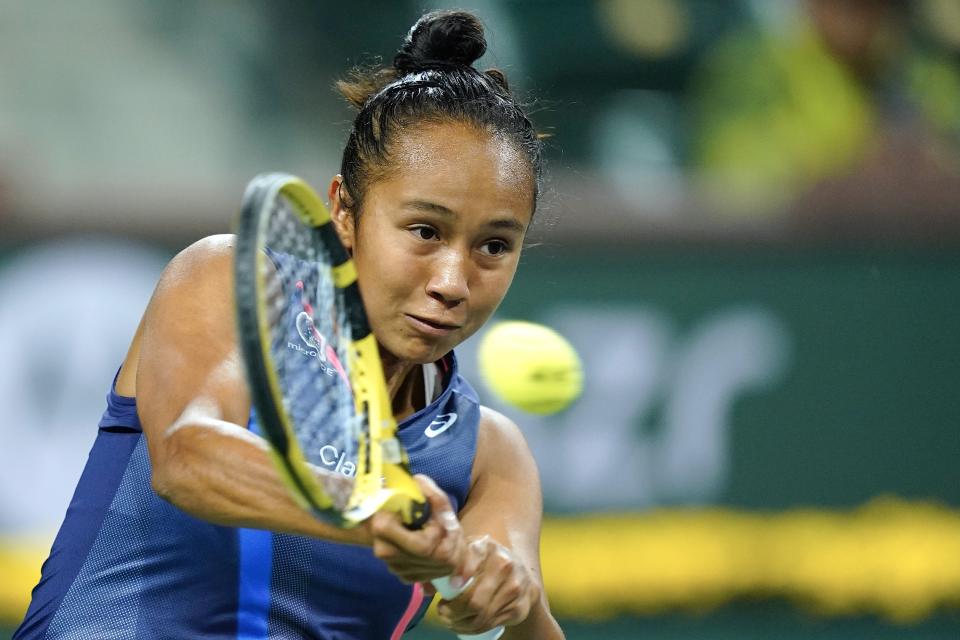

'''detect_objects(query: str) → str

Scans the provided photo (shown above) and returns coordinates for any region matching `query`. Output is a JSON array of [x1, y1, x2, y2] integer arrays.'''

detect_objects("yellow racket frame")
[[244, 174, 426, 527]]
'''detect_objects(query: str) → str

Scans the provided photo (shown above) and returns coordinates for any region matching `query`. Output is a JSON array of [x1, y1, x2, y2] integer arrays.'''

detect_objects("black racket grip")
[[406, 499, 431, 531]]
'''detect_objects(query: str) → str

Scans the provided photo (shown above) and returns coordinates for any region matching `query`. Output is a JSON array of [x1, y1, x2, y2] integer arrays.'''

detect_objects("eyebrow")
[[403, 199, 527, 234]]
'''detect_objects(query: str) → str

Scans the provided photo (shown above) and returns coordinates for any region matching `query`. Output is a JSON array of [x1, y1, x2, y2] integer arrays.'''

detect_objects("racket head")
[[234, 173, 428, 528]]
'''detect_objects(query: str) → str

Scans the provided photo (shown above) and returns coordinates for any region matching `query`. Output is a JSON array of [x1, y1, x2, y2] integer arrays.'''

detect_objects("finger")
[[389, 476, 463, 566], [374, 537, 466, 579], [368, 510, 403, 540], [440, 542, 527, 630], [372, 476, 457, 543], [375, 541, 466, 570], [437, 539, 498, 620], [482, 570, 534, 629], [393, 569, 464, 584], [414, 474, 461, 536], [437, 611, 482, 634], [369, 512, 434, 562], [478, 556, 538, 630], [433, 537, 490, 609], [441, 535, 495, 609], [441, 606, 509, 637], [369, 508, 446, 560], [482, 546, 531, 620], [370, 534, 401, 562], [458, 536, 492, 585], [369, 484, 466, 583], [372, 527, 452, 579]]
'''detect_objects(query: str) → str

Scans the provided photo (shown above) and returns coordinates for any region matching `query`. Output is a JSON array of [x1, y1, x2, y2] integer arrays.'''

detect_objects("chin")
[[404, 344, 449, 365], [380, 339, 447, 367]]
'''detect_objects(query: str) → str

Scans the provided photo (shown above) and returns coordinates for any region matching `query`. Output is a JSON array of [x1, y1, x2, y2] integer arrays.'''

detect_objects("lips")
[[406, 314, 463, 335], [409, 314, 462, 330]]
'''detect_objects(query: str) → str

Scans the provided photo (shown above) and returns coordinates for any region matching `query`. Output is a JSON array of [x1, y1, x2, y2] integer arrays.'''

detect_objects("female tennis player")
[[15, 9, 563, 640]]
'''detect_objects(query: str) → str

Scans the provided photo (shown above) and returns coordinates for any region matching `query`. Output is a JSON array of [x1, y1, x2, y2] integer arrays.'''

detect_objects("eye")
[[409, 225, 439, 241], [480, 239, 511, 256]]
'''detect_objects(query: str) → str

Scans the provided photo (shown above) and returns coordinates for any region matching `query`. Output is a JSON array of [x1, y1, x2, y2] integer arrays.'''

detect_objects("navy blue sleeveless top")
[[14, 353, 480, 640]]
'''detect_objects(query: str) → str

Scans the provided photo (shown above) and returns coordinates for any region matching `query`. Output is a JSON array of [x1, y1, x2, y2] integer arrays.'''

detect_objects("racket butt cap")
[[406, 500, 431, 530]]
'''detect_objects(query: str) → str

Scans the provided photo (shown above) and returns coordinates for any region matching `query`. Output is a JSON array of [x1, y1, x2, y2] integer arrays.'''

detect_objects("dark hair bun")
[[393, 10, 486, 75]]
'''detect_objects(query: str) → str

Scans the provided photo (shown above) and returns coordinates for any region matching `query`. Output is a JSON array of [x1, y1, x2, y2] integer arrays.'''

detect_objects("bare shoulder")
[[180, 233, 237, 259], [143, 233, 241, 346], [136, 233, 242, 388], [478, 405, 528, 450], [157, 234, 236, 288], [116, 234, 239, 395], [181, 232, 237, 256], [472, 405, 538, 488], [146, 234, 238, 316]]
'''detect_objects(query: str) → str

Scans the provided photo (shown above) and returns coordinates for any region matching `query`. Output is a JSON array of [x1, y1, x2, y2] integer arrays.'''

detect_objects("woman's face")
[[330, 121, 535, 366]]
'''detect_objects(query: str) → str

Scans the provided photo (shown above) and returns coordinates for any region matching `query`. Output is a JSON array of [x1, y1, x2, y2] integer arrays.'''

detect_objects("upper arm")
[[136, 234, 251, 474], [459, 407, 545, 579]]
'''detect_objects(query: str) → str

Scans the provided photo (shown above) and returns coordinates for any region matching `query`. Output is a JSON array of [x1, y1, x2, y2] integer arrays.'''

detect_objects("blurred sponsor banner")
[[2, 241, 959, 625], [0, 239, 167, 535], [461, 247, 960, 511]]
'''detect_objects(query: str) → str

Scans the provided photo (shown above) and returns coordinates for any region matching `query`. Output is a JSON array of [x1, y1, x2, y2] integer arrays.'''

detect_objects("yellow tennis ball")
[[477, 321, 583, 415]]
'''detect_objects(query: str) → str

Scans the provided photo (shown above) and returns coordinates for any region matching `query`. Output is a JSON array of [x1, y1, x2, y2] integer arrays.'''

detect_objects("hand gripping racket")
[[234, 173, 503, 640]]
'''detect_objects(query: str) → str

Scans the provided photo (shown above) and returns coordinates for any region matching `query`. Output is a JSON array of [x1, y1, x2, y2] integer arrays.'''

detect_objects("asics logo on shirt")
[[424, 413, 458, 438]]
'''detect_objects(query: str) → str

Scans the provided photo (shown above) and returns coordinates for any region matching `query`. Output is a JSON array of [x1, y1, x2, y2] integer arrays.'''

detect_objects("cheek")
[[471, 265, 519, 316], [357, 239, 418, 307]]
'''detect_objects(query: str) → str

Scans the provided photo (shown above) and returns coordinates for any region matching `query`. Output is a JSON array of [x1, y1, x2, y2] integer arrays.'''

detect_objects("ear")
[[327, 175, 355, 253]]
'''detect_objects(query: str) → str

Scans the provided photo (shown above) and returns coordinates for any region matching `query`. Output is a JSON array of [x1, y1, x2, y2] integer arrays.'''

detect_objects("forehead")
[[384, 121, 536, 208]]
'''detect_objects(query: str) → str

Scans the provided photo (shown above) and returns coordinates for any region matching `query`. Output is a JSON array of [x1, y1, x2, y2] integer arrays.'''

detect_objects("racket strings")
[[259, 194, 361, 508]]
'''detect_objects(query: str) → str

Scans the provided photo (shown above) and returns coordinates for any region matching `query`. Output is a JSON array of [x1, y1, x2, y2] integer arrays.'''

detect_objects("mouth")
[[405, 314, 463, 337]]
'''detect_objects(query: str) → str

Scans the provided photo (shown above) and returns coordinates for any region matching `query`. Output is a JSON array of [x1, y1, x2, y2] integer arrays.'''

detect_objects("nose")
[[426, 248, 470, 308]]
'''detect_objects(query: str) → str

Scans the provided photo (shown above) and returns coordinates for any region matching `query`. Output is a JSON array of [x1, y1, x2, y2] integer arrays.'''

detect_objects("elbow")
[[149, 432, 195, 509], [150, 462, 182, 506]]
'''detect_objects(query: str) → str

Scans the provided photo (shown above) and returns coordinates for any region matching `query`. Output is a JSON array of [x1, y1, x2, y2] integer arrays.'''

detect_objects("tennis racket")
[[234, 172, 503, 640]]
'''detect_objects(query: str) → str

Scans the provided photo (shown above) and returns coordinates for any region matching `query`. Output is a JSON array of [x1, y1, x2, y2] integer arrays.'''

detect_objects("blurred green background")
[[2, 0, 959, 638]]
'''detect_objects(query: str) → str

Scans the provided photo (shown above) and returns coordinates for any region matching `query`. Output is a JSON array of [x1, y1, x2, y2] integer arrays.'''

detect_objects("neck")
[[381, 350, 423, 421]]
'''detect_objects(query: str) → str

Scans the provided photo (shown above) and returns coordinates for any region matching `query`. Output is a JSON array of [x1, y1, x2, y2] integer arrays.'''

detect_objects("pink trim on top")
[[391, 583, 425, 640]]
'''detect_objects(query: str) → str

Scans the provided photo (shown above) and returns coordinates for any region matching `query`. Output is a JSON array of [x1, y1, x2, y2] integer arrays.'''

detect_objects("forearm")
[[151, 415, 367, 545]]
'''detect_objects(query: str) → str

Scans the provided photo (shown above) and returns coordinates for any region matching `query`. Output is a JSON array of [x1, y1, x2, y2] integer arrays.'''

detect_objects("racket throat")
[[344, 445, 429, 528]]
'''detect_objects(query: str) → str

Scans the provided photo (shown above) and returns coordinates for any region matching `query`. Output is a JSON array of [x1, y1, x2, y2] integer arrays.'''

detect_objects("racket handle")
[[431, 576, 505, 640], [407, 498, 431, 530]]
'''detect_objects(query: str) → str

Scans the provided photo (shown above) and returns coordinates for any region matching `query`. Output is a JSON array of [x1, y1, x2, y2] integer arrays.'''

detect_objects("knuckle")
[[425, 528, 445, 554], [369, 514, 390, 536], [505, 606, 526, 627], [411, 532, 437, 557], [528, 578, 542, 601], [495, 554, 514, 576], [438, 509, 460, 532], [466, 614, 488, 633], [471, 534, 492, 551], [434, 532, 454, 557], [490, 609, 512, 628]]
